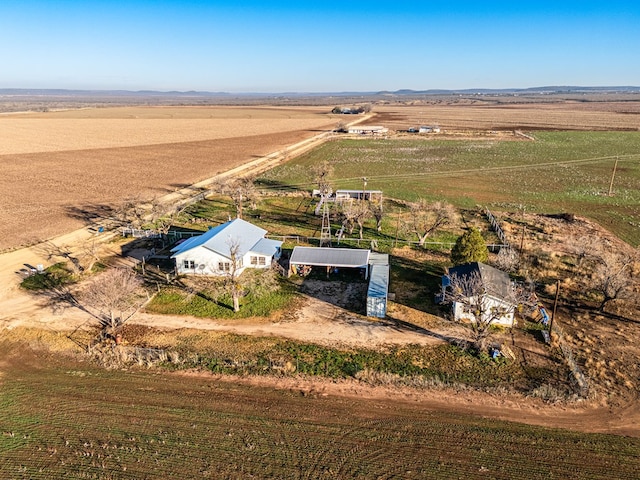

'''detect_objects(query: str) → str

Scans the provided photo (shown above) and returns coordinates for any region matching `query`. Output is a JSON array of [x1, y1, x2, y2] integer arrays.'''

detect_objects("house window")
[[251, 256, 266, 266], [218, 262, 231, 272], [183, 260, 195, 269]]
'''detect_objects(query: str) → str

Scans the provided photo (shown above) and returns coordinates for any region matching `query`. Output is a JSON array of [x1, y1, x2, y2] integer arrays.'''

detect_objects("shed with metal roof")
[[289, 246, 370, 277]]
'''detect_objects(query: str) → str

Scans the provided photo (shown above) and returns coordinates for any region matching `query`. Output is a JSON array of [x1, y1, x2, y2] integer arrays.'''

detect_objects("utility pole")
[[362, 177, 367, 201], [608, 156, 619, 196]]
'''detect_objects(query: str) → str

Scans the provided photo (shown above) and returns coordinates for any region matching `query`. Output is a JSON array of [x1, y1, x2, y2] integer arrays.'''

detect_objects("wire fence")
[[553, 324, 590, 396], [484, 208, 510, 248]]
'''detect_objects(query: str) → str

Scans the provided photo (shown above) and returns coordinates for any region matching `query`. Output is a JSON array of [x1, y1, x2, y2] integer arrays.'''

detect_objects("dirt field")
[[372, 101, 640, 132], [0, 106, 339, 251], [3, 345, 640, 479], [0, 106, 339, 154]]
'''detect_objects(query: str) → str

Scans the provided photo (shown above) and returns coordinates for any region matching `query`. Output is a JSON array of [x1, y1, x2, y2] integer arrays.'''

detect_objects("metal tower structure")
[[319, 200, 332, 247]]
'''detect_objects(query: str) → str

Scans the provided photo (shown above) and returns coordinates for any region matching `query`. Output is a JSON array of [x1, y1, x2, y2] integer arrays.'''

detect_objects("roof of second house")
[[289, 247, 370, 268], [171, 218, 274, 259], [446, 262, 513, 302]]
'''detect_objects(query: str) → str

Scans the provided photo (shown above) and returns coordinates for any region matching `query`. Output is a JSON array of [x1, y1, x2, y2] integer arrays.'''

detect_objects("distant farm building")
[[419, 125, 441, 133], [335, 189, 383, 202], [312, 189, 383, 203], [171, 218, 282, 276], [331, 106, 368, 114], [347, 125, 389, 135]]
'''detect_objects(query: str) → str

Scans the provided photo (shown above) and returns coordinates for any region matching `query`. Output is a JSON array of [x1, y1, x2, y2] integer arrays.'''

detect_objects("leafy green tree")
[[451, 227, 489, 265]]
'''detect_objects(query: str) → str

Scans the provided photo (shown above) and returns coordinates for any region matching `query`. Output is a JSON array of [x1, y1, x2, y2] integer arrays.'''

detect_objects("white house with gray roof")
[[171, 218, 282, 276], [441, 262, 517, 327]]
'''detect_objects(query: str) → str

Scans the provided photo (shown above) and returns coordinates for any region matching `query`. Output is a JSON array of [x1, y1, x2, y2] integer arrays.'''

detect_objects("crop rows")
[[2, 357, 639, 479]]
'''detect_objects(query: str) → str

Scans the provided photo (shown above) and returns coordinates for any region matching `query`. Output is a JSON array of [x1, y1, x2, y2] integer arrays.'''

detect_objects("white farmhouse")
[[441, 262, 517, 327], [171, 218, 282, 276]]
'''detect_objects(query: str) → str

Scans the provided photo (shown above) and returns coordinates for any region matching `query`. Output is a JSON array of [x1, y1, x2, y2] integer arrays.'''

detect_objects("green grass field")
[[2, 352, 639, 479], [258, 132, 640, 245]]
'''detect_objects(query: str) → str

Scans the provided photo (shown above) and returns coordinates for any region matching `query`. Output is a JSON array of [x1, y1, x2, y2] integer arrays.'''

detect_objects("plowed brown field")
[[0, 106, 338, 251], [374, 101, 640, 131]]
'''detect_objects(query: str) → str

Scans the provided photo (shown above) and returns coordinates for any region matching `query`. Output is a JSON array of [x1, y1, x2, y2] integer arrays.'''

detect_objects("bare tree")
[[353, 201, 371, 240], [492, 247, 520, 273], [407, 200, 456, 247], [591, 249, 637, 310], [369, 201, 384, 232], [569, 236, 638, 311], [78, 237, 102, 273], [208, 237, 245, 312], [334, 121, 348, 133], [312, 161, 334, 216], [180, 261, 279, 314], [81, 268, 146, 338], [340, 200, 370, 239], [566, 235, 598, 269], [115, 196, 148, 228], [148, 200, 188, 247], [216, 177, 258, 219], [227, 239, 243, 312], [442, 270, 532, 351]]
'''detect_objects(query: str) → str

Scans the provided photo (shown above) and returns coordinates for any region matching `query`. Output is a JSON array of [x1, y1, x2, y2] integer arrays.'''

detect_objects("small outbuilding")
[[335, 189, 383, 202], [347, 125, 389, 135]]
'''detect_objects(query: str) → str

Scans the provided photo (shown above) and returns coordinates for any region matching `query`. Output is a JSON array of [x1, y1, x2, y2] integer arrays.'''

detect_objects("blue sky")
[[2, 1, 638, 92]]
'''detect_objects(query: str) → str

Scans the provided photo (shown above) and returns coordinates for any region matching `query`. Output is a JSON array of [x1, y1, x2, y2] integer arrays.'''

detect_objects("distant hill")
[[1, 86, 639, 112], [2, 86, 639, 98], [378, 86, 640, 95]]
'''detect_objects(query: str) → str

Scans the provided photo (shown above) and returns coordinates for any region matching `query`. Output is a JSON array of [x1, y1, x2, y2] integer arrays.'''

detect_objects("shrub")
[[450, 227, 489, 265]]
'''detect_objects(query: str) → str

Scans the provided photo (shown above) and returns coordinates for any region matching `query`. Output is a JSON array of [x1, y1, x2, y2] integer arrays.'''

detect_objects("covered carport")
[[289, 246, 370, 278]]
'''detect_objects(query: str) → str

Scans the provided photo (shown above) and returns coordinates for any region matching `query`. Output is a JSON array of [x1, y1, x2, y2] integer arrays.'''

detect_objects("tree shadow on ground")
[[381, 314, 467, 346], [389, 253, 447, 316], [64, 203, 118, 226], [255, 178, 307, 194]]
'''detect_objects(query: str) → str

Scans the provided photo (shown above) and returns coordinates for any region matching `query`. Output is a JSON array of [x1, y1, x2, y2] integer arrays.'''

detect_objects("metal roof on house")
[[251, 238, 282, 256], [447, 262, 513, 302], [170, 218, 271, 260], [289, 247, 370, 268]]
